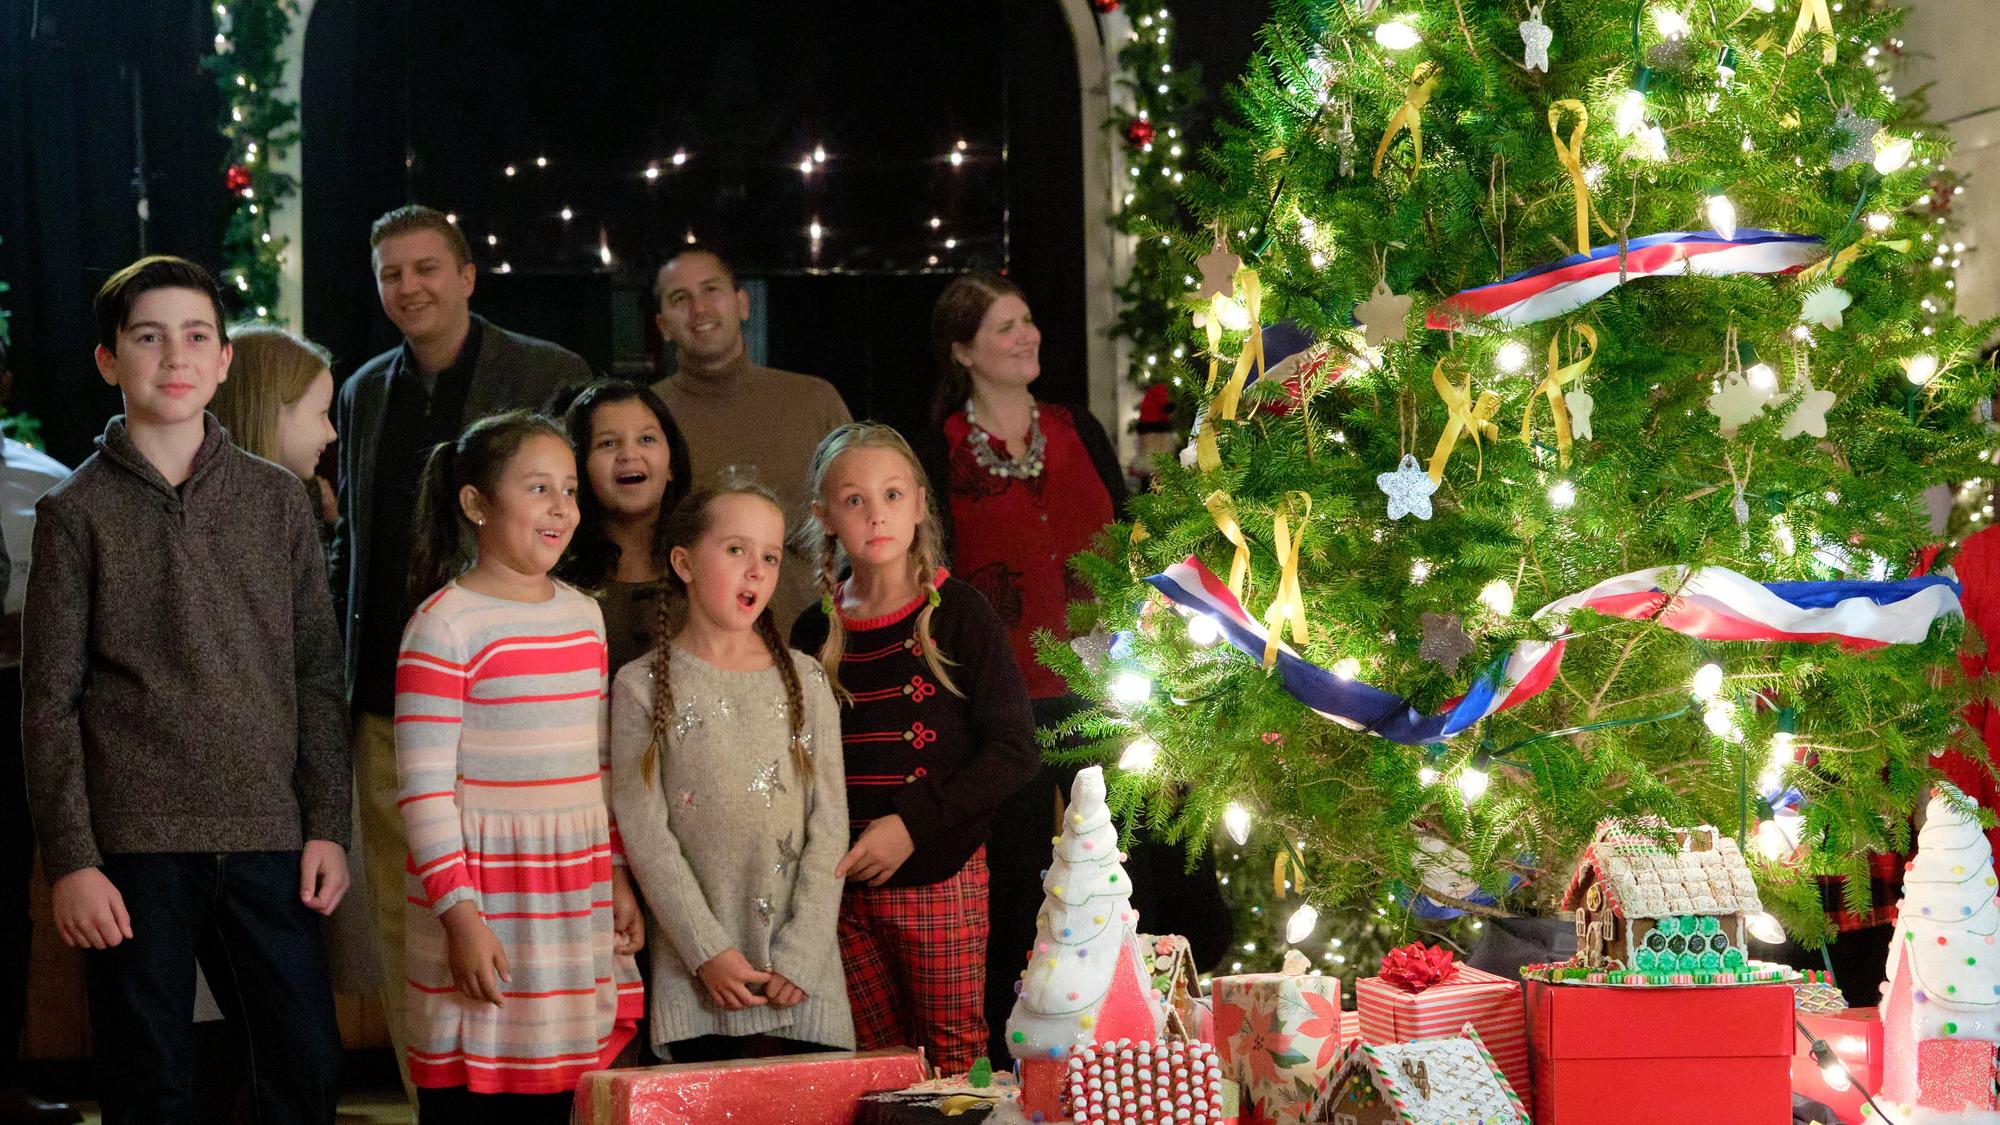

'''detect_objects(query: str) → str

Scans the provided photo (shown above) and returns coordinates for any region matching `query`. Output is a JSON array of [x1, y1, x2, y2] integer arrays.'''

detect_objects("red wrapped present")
[[1793, 1008, 1884, 1125], [1525, 980, 1793, 1125], [572, 1048, 924, 1124], [1356, 954, 1528, 1100]]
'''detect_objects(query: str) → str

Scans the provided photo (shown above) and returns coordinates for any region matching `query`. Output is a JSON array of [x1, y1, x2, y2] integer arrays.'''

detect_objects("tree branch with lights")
[[202, 0, 300, 321]]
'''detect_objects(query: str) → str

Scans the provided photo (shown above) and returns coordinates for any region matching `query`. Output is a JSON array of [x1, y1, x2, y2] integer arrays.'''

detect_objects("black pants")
[[0, 670, 27, 1082], [417, 1086, 573, 1125], [83, 851, 341, 1125]]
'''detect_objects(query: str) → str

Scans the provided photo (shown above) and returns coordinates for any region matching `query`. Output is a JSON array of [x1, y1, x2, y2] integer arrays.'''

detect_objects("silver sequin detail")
[[774, 831, 800, 880], [771, 697, 791, 723], [754, 896, 774, 924], [713, 697, 735, 721], [747, 759, 788, 807], [674, 701, 703, 741]]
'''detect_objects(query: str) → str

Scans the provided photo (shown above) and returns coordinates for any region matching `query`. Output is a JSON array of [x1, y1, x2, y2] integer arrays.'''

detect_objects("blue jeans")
[[83, 851, 341, 1125]]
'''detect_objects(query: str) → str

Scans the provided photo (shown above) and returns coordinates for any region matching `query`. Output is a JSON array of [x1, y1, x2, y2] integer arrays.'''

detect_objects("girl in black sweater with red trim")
[[790, 422, 1037, 1075]]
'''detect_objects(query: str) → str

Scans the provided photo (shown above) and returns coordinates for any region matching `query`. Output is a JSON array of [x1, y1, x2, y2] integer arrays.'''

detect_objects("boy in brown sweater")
[[22, 256, 350, 1124]]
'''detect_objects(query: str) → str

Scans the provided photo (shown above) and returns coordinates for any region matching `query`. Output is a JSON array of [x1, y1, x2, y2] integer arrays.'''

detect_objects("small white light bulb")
[[1747, 910, 1786, 944], [1410, 558, 1432, 584], [1820, 1058, 1852, 1093], [1873, 136, 1914, 175], [1615, 88, 1649, 137], [1495, 340, 1530, 374], [1285, 903, 1320, 945], [1418, 767, 1440, 786], [1223, 803, 1253, 846], [1747, 362, 1777, 393], [1119, 738, 1158, 772], [1213, 295, 1252, 332], [1111, 672, 1153, 705], [1652, 7, 1691, 40], [1548, 480, 1577, 510], [1692, 662, 1724, 701], [1374, 20, 1421, 49], [1333, 658, 1361, 680], [1455, 766, 1491, 802], [1867, 212, 1892, 232], [1905, 353, 1940, 385], [1704, 701, 1737, 738], [671, 149, 688, 166], [1478, 579, 1516, 617], [1187, 614, 1222, 646], [1705, 192, 1739, 241]]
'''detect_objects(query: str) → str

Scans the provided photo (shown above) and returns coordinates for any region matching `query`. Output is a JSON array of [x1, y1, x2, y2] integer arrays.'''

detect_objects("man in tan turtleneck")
[[651, 246, 852, 633]]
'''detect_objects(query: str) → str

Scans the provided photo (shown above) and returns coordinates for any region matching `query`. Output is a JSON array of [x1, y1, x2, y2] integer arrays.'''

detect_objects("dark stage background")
[[1, 0, 1266, 468]]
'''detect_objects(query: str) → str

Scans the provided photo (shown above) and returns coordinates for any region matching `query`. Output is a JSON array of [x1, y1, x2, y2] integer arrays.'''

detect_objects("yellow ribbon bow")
[[1797, 238, 1911, 285], [1428, 359, 1501, 483], [1373, 61, 1442, 179], [1548, 100, 1615, 256], [1195, 269, 1266, 472], [1788, 0, 1836, 65], [1521, 323, 1597, 468], [1205, 490, 1252, 602], [1260, 491, 1312, 669]]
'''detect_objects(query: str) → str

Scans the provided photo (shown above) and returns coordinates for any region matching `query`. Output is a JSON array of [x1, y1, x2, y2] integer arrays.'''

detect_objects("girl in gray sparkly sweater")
[[609, 472, 853, 1062]]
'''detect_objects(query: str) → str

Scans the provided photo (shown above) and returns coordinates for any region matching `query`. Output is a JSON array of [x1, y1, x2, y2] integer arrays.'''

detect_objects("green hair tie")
[[821, 592, 836, 615], [927, 586, 943, 609]]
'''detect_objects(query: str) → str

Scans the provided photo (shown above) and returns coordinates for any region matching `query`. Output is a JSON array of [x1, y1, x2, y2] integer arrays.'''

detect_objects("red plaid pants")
[[838, 848, 990, 1074]]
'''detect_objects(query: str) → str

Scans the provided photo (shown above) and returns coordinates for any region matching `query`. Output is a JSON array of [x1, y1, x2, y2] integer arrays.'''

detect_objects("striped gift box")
[[1355, 964, 1530, 1100]]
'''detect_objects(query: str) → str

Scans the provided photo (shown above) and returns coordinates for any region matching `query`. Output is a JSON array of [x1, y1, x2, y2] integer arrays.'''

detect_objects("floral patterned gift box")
[[1211, 950, 1348, 1125]]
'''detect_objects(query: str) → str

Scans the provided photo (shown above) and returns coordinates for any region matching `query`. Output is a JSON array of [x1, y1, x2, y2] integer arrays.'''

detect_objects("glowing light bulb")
[[1652, 7, 1691, 40], [1187, 614, 1222, 646], [1820, 1059, 1852, 1093], [1615, 88, 1649, 137], [1374, 20, 1421, 49], [1692, 663, 1724, 701], [1410, 559, 1432, 585], [1333, 658, 1361, 680], [1478, 579, 1516, 617], [1872, 135, 1914, 175], [1455, 766, 1491, 802], [1747, 362, 1777, 393], [1213, 295, 1252, 332], [1867, 212, 1892, 232], [1548, 480, 1577, 510], [812, 144, 826, 164], [1905, 353, 1940, 385], [1747, 911, 1786, 944], [1285, 903, 1321, 945], [1705, 192, 1738, 241], [1749, 0, 1774, 9], [1495, 340, 1530, 373], [560, 207, 574, 222], [1111, 672, 1153, 705], [672, 149, 688, 166], [808, 219, 823, 241], [1704, 701, 1736, 738], [1223, 803, 1253, 846], [1418, 767, 1440, 786], [1119, 738, 1158, 772]]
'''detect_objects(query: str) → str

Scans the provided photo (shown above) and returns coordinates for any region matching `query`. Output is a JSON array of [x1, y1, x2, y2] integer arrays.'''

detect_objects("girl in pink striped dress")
[[395, 411, 644, 1124]]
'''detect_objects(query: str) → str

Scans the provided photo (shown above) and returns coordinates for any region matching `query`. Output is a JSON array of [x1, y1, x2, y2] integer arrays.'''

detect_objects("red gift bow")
[[1378, 942, 1460, 993]]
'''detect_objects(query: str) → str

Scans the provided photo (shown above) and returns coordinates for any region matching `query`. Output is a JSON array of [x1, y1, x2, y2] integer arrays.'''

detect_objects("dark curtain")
[[0, 0, 231, 469]]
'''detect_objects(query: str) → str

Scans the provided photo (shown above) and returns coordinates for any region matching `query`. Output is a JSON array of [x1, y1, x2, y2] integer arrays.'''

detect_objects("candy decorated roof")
[[1322, 1024, 1529, 1125], [1560, 819, 1762, 920]]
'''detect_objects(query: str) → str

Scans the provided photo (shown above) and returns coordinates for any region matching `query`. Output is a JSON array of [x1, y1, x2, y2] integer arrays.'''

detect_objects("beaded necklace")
[[963, 398, 1046, 480]]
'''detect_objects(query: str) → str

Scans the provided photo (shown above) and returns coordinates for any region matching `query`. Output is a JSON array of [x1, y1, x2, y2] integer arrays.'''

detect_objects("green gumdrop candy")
[[969, 1058, 993, 1088]]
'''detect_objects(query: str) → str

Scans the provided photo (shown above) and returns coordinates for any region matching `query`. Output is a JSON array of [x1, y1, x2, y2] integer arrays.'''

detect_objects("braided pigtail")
[[641, 581, 680, 785], [910, 530, 964, 699], [754, 609, 812, 784], [816, 532, 853, 703]]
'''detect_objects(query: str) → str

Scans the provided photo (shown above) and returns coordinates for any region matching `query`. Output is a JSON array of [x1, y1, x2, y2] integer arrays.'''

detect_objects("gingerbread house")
[[1310, 1024, 1529, 1125], [1560, 819, 1761, 972]]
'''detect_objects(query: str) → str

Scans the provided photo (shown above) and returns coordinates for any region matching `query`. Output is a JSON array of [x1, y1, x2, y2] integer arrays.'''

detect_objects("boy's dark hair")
[[370, 205, 472, 268], [556, 381, 693, 588], [652, 242, 740, 309], [93, 256, 230, 355], [406, 410, 569, 612]]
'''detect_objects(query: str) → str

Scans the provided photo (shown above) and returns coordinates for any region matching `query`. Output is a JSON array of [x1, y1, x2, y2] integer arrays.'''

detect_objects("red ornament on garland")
[[225, 164, 253, 194], [1090, 0, 1120, 11], [1123, 118, 1156, 149]]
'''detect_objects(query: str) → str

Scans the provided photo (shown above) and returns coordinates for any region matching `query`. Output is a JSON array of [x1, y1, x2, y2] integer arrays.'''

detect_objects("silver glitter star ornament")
[[1419, 613, 1475, 676], [1377, 453, 1439, 521], [1830, 107, 1881, 172], [1520, 5, 1552, 72]]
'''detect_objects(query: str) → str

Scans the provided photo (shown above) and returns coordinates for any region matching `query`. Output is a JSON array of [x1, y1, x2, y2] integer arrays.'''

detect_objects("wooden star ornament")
[[1779, 371, 1838, 440], [1800, 283, 1852, 330], [1354, 279, 1414, 347], [1195, 235, 1242, 302], [1707, 370, 1772, 438]]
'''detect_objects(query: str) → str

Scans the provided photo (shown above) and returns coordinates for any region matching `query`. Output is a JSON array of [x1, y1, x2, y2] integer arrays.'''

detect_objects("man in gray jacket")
[[330, 205, 589, 1098]]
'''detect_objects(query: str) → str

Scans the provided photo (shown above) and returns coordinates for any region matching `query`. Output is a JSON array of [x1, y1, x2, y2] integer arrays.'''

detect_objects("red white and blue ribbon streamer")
[[1426, 229, 1824, 329], [1144, 556, 1960, 746]]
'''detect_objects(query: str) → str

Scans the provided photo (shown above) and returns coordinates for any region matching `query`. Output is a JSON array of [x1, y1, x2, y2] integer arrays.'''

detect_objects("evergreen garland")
[[1049, 0, 2000, 955], [201, 0, 300, 321]]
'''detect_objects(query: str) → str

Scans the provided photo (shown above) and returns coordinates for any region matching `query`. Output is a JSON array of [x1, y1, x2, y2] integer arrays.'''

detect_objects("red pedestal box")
[[570, 1048, 925, 1124], [1524, 980, 1794, 1125], [1792, 1009, 1884, 1125]]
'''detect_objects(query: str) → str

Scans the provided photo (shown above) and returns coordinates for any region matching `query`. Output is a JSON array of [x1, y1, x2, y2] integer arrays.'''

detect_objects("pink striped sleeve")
[[396, 606, 476, 915]]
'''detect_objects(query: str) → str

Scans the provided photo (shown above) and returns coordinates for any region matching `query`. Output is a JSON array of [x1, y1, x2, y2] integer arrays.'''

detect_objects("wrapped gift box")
[[1211, 969, 1344, 1125], [572, 1048, 924, 1125], [1525, 980, 1793, 1125], [1356, 963, 1529, 1099], [1793, 1008, 1883, 1125]]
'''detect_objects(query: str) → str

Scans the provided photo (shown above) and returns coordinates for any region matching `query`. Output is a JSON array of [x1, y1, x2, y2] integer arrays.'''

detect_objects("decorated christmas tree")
[[1045, 0, 1999, 950]]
